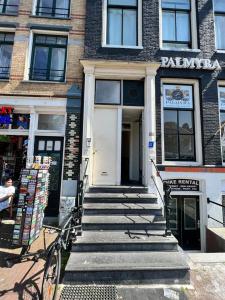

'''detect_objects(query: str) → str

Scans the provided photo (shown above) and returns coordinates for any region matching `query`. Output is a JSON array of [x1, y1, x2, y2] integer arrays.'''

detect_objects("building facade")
[[0, 0, 85, 219], [82, 0, 225, 251]]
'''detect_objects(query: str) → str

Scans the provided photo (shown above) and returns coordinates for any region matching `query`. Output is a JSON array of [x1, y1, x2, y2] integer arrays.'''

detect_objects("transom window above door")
[[29, 34, 68, 82], [95, 80, 144, 106], [106, 0, 138, 47], [35, 0, 70, 18], [162, 0, 192, 49]]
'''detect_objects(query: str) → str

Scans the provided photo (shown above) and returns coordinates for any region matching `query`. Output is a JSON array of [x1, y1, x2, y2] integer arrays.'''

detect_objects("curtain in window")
[[215, 16, 225, 49], [176, 12, 190, 42], [108, 9, 122, 45], [50, 48, 66, 81], [123, 9, 137, 46], [0, 44, 13, 78]]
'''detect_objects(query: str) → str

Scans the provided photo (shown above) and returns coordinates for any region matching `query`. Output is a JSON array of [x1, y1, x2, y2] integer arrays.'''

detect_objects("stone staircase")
[[64, 186, 190, 285]]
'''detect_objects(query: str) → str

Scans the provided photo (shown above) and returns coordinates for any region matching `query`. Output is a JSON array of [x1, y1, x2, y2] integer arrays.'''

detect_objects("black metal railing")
[[207, 198, 225, 226], [0, 3, 19, 15], [0, 66, 10, 79], [29, 68, 65, 82], [76, 157, 89, 210], [36, 6, 70, 18], [151, 159, 172, 236]]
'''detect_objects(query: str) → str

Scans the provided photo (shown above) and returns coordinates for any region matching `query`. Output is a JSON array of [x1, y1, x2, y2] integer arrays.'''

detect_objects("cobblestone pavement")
[[1, 219, 225, 300], [0, 218, 57, 300]]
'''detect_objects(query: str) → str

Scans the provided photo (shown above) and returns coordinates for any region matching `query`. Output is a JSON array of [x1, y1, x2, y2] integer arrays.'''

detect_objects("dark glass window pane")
[[46, 36, 57, 44], [35, 35, 46, 44], [32, 47, 49, 80], [123, 9, 137, 46], [214, 0, 225, 12], [215, 16, 225, 49], [5, 0, 18, 14], [179, 111, 193, 134], [108, 8, 122, 45], [108, 0, 137, 6], [165, 134, 179, 160], [56, 37, 67, 45], [162, 0, 190, 10], [0, 0, 3, 13], [176, 12, 190, 42], [164, 110, 177, 134], [5, 33, 14, 42], [0, 44, 13, 78], [163, 11, 176, 41], [179, 135, 195, 160], [38, 0, 53, 16], [95, 80, 121, 104], [50, 48, 66, 81], [123, 80, 144, 106]]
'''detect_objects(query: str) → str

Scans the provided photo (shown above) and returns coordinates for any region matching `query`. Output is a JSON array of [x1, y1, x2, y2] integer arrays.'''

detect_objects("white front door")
[[93, 107, 121, 185]]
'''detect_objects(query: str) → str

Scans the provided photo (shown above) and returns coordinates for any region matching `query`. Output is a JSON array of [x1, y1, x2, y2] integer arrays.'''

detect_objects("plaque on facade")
[[163, 179, 200, 191], [163, 85, 193, 109]]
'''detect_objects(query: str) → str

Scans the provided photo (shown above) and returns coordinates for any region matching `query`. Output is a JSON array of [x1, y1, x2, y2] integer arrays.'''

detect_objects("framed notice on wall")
[[163, 85, 193, 109]]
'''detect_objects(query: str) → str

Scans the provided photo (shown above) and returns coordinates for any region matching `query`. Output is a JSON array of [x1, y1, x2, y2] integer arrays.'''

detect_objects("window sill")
[[22, 80, 67, 84], [162, 161, 202, 167], [102, 44, 143, 50], [215, 50, 225, 54], [0, 79, 10, 82], [30, 15, 71, 21], [160, 48, 201, 53], [0, 12, 18, 17]]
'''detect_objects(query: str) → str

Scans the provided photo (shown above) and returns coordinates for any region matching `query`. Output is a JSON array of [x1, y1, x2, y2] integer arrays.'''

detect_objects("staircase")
[[64, 186, 190, 285]]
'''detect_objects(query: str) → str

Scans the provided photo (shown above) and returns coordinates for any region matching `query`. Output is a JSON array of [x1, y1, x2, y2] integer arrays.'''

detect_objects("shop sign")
[[163, 179, 200, 191], [161, 57, 221, 71], [163, 84, 193, 109]]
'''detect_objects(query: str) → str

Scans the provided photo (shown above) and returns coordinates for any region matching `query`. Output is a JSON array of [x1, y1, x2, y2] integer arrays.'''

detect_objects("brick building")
[[0, 0, 85, 219], [81, 0, 225, 251]]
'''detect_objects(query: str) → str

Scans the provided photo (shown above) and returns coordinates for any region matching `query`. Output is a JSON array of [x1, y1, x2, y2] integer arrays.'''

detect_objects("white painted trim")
[[0, 130, 29, 136], [102, 0, 143, 48], [159, 0, 198, 50], [117, 108, 122, 185], [159, 48, 201, 53], [161, 78, 203, 166], [217, 84, 224, 164]]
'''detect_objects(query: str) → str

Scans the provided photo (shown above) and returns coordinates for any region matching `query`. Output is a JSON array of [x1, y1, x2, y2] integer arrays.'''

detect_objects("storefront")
[[0, 97, 67, 217]]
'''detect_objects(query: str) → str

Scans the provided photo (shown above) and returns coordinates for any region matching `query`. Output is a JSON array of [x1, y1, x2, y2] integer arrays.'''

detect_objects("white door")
[[93, 108, 120, 185]]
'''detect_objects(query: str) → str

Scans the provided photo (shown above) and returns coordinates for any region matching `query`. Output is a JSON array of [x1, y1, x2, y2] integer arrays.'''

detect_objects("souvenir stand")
[[12, 156, 51, 254]]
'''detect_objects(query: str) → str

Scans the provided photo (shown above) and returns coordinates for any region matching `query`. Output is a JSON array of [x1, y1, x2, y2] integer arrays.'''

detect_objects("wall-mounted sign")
[[0, 106, 14, 114], [161, 57, 221, 71], [148, 141, 154, 148], [163, 179, 200, 192], [163, 84, 193, 109]]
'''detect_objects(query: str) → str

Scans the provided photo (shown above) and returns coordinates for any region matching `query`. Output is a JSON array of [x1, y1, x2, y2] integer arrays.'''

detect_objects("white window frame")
[[213, 0, 225, 52], [102, 0, 143, 49], [159, 0, 198, 51], [161, 78, 202, 166], [24, 30, 69, 83], [217, 83, 225, 165]]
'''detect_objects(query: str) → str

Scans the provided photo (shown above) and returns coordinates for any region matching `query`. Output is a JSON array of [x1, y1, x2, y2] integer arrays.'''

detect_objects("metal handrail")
[[207, 198, 225, 226], [77, 157, 89, 209], [150, 159, 172, 236]]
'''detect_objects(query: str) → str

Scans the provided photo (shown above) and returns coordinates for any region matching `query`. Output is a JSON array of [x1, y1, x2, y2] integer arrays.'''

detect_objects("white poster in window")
[[219, 87, 225, 110], [163, 85, 193, 109], [46, 141, 53, 151], [38, 140, 45, 151], [54, 141, 61, 151]]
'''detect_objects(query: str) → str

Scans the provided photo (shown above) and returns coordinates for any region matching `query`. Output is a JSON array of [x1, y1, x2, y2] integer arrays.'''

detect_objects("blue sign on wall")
[[148, 141, 154, 148]]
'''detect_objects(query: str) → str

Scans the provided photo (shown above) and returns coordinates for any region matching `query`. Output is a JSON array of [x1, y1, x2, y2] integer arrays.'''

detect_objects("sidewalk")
[[0, 218, 57, 300]]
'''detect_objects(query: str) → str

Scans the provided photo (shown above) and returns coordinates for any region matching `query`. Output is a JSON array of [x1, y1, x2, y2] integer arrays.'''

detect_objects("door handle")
[[197, 220, 200, 229]]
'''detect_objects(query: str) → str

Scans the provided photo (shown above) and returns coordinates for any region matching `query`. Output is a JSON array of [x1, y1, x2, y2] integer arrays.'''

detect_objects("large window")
[[0, 0, 19, 15], [214, 0, 225, 49], [95, 80, 144, 106], [0, 33, 14, 79], [30, 34, 67, 82], [35, 0, 70, 18], [107, 0, 138, 46], [163, 84, 195, 161], [219, 87, 225, 162], [162, 0, 191, 49]]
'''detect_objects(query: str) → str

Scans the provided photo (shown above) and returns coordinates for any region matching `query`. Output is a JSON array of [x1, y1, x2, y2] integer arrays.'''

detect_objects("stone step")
[[88, 186, 149, 194], [83, 203, 163, 216], [82, 215, 166, 231], [84, 193, 158, 204], [64, 251, 190, 285], [73, 231, 178, 252]]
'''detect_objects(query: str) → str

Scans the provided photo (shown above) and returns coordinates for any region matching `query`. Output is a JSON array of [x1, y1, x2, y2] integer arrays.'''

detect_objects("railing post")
[[163, 182, 172, 236]]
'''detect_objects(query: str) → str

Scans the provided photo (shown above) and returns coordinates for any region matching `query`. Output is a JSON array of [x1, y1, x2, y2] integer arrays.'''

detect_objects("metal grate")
[[60, 285, 118, 300]]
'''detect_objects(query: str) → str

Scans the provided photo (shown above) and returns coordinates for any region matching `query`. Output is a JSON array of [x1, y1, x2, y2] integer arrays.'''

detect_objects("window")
[[0, 0, 19, 14], [0, 33, 14, 79], [162, 0, 191, 49], [30, 34, 67, 82], [35, 0, 70, 18], [214, 0, 225, 49], [163, 84, 195, 161], [218, 87, 225, 162], [38, 114, 65, 130], [107, 0, 138, 46], [95, 80, 144, 106]]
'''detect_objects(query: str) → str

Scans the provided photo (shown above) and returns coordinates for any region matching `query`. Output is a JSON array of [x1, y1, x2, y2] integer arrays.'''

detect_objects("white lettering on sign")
[[161, 57, 221, 71]]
